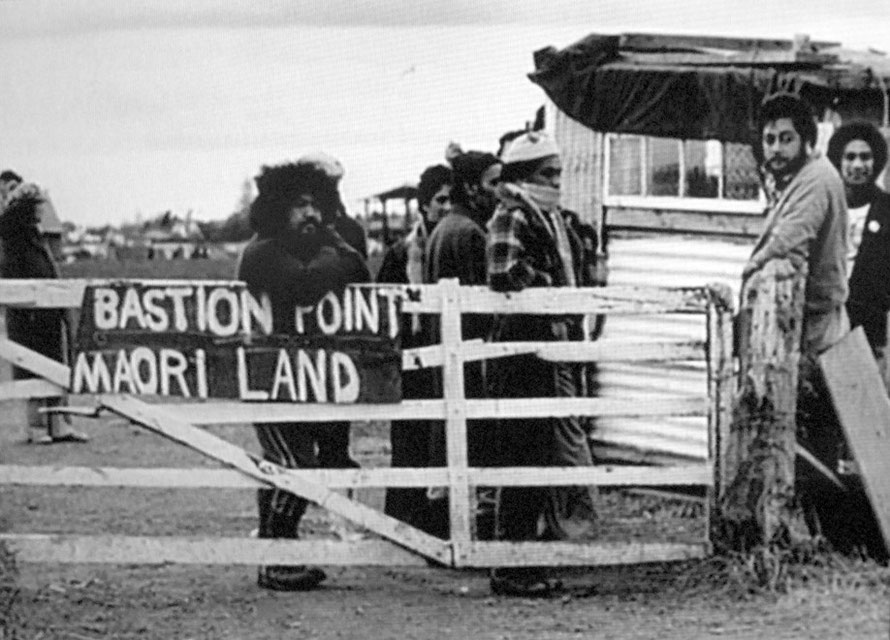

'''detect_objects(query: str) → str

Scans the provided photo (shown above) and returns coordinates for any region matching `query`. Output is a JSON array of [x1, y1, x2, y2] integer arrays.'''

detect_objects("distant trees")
[[198, 178, 254, 243]]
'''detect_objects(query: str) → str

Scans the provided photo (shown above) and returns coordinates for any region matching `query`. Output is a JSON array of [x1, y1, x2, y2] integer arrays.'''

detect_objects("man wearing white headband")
[[486, 130, 600, 597]]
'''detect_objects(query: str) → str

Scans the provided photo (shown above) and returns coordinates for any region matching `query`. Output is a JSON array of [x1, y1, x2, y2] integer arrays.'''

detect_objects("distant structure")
[[361, 183, 418, 252], [142, 210, 206, 259]]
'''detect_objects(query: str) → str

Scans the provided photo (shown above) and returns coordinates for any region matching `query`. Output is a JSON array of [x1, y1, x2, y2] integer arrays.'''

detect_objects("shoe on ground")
[[257, 565, 327, 591], [28, 433, 54, 445], [490, 569, 563, 598], [50, 431, 89, 443]]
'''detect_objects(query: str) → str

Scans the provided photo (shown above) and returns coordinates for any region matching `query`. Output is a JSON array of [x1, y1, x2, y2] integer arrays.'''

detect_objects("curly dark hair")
[[417, 164, 453, 209], [757, 93, 818, 148], [249, 162, 340, 236], [450, 151, 500, 206], [826, 120, 888, 178]]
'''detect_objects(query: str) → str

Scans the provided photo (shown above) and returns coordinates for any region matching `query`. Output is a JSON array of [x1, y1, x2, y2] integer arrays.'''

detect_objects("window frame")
[[603, 133, 765, 215]]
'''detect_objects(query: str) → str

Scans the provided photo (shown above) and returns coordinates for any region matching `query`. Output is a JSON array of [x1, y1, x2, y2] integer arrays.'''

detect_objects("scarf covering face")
[[514, 182, 576, 287], [518, 182, 560, 213]]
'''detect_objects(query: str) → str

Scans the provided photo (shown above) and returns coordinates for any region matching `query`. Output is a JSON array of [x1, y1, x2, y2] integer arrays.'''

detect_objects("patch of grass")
[[674, 541, 890, 599], [59, 257, 237, 281], [0, 542, 20, 639]]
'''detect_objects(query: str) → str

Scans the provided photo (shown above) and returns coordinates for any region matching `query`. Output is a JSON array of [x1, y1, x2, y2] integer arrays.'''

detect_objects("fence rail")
[[0, 278, 732, 568]]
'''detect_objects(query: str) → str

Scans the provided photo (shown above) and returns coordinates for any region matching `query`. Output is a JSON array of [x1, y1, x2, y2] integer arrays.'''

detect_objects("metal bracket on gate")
[[38, 405, 105, 418]]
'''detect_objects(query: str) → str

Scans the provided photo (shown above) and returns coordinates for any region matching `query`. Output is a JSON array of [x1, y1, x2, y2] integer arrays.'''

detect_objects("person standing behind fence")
[[826, 122, 890, 357], [0, 170, 87, 444], [742, 94, 850, 556], [742, 94, 849, 353], [423, 150, 501, 537], [822, 121, 890, 563], [297, 152, 368, 260], [379, 164, 452, 537], [237, 160, 369, 591], [485, 131, 599, 597], [293, 154, 366, 470]]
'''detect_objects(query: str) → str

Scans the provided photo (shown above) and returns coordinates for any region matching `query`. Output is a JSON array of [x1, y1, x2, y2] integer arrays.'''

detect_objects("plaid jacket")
[[486, 184, 595, 292]]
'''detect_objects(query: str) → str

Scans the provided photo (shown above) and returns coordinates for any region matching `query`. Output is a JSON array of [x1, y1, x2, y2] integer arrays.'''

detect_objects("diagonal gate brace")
[[0, 337, 452, 566]]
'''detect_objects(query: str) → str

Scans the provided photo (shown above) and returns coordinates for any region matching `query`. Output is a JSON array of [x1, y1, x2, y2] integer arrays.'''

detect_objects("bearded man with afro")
[[236, 158, 369, 591]]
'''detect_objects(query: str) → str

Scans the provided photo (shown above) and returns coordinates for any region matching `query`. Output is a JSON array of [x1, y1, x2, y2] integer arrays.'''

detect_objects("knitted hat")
[[500, 131, 559, 165]]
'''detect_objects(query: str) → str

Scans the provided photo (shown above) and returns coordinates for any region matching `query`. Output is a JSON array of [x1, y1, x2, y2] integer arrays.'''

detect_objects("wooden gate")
[[0, 278, 732, 568]]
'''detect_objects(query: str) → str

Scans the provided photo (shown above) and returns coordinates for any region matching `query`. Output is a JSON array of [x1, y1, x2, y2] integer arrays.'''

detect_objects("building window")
[[605, 134, 761, 204]]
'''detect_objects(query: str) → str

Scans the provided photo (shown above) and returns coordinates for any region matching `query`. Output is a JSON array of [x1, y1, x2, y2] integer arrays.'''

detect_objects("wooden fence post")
[[715, 261, 809, 551], [705, 283, 734, 547], [439, 279, 471, 565]]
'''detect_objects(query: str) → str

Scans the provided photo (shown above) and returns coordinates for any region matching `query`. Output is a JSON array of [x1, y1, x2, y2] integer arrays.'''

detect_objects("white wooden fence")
[[0, 278, 733, 568]]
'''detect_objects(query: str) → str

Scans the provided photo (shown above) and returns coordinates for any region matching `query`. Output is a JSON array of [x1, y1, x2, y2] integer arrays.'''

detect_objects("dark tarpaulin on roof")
[[529, 35, 839, 144]]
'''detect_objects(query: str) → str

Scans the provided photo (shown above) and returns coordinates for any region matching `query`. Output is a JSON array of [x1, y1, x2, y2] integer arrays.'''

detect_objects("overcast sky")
[[1, 0, 889, 227]]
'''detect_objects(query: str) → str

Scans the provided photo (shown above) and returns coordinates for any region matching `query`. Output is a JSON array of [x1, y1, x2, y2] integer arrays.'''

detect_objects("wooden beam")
[[606, 206, 765, 239], [0, 280, 714, 315], [0, 534, 427, 566], [403, 338, 708, 371], [96, 394, 451, 564], [717, 262, 808, 550], [463, 540, 708, 568], [819, 328, 890, 554], [456, 285, 712, 315], [161, 395, 709, 424], [1, 534, 710, 568], [0, 338, 69, 387], [0, 463, 713, 489], [617, 32, 839, 53], [0, 378, 63, 400], [706, 287, 735, 540], [0, 339, 708, 425], [439, 279, 473, 557], [628, 50, 838, 66]]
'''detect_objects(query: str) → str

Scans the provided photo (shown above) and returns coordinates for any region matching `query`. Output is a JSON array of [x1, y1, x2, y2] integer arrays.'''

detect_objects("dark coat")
[[424, 206, 492, 345], [847, 187, 890, 349], [0, 185, 67, 377], [376, 225, 446, 534], [424, 205, 487, 286], [333, 213, 368, 259], [237, 229, 369, 334]]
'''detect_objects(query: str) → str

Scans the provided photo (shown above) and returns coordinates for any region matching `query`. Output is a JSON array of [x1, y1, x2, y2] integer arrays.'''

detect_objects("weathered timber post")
[[715, 261, 810, 551], [705, 282, 735, 545]]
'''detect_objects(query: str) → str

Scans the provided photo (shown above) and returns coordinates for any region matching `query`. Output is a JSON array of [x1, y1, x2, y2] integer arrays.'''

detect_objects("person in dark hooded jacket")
[[0, 170, 87, 444], [237, 160, 369, 591]]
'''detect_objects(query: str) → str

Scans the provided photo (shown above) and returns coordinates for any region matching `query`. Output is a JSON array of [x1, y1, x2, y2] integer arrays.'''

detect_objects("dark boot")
[[490, 568, 562, 597], [257, 565, 327, 591]]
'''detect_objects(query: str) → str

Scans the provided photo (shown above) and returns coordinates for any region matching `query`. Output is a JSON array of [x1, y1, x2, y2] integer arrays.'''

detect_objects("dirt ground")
[[1, 403, 889, 639]]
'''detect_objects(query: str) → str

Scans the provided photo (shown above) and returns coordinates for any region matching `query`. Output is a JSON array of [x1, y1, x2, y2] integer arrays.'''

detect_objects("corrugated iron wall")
[[547, 100, 604, 231], [549, 101, 756, 464], [594, 235, 751, 464]]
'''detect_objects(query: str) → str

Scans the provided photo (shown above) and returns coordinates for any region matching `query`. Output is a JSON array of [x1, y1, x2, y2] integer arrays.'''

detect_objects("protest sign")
[[71, 282, 402, 403]]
